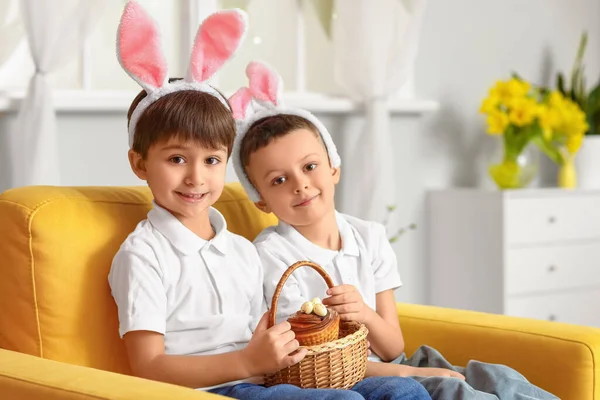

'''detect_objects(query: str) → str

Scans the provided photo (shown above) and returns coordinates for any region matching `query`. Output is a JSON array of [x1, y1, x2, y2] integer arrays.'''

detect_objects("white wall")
[[1, 0, 599, 305], [335, 0, 600, 305], [397, 0, 600, 304]]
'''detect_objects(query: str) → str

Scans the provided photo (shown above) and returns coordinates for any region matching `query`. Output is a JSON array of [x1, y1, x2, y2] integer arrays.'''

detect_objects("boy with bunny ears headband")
[[232, 62, 559, 400], [109, 1, 312, 395], [108, 3, 431, 399]]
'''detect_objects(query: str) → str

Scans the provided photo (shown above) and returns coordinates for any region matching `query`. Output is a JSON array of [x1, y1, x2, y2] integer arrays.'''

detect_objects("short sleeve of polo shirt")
[[371, 223, 403, 293], [109, 242, 167, 338]]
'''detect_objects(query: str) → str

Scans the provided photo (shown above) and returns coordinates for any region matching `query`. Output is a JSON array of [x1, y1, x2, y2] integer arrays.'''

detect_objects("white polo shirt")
[[255, 211, 402, 325], [108, 202, 264, 360]]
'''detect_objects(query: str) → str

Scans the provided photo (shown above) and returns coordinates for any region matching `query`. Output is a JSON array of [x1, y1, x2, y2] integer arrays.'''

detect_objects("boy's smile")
[[176, 191, 209, 203], [293, 193, 319, 208]]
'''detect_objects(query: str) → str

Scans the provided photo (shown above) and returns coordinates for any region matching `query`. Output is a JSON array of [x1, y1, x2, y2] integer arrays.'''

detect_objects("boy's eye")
[[305, 163, 317, 171], [206, 157, 220, 165], [272, 176, 286, 186], [170, 156, 185, 164]]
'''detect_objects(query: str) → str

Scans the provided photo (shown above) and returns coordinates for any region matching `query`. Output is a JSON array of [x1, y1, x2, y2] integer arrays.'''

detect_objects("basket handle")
[[268, 260, 335, 328]]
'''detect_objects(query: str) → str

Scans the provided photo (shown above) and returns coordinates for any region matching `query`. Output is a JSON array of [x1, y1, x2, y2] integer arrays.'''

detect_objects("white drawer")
[[505, 289, 600, 327], [505, 242, 600, 295], [505, 196, 600, 245]]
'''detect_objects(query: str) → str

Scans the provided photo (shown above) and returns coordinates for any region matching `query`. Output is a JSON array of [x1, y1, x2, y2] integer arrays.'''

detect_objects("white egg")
[[300, 301, 314, 314], [313, 303, 327, 317]]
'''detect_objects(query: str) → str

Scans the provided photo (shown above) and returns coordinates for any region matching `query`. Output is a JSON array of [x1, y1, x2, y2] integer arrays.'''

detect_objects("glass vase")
[[487, 141, 539, 190]]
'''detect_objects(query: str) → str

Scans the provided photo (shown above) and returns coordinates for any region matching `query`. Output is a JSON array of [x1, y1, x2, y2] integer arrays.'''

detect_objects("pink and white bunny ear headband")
[[230, 61, 341, 202], [117, 1, 247, 147]]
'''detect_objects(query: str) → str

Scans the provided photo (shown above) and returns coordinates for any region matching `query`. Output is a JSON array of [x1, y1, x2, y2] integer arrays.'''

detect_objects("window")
[[0, 0, 337, 95], [0, 0, 433, 113]]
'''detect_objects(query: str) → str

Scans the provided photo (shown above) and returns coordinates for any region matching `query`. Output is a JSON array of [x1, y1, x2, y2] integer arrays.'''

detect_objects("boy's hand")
[[322, 284, 375, 324], [241, 312, 307, 376], [410, 367, 465, 380]]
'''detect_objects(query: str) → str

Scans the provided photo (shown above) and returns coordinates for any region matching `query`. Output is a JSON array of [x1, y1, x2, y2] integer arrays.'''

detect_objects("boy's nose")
[[294, 183, 309, 194], [185, 167, 205, 186]]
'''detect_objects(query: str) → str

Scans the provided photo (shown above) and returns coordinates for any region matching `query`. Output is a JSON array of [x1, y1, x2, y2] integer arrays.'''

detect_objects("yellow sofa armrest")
[[397, 303, 600, 400], [0, 349, 227, 400]]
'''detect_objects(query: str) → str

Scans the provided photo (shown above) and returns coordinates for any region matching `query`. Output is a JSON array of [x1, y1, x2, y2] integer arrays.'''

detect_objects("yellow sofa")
[[0, 183, 598, 400]]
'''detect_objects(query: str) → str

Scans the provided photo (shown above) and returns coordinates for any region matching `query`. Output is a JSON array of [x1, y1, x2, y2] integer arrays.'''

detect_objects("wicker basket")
[[264, 261, 369, 389]]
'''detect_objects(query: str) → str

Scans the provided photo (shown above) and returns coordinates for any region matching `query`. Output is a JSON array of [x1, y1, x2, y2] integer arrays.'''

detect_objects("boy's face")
[[247, 128, 340, 227], [129, 137, 228, 225]]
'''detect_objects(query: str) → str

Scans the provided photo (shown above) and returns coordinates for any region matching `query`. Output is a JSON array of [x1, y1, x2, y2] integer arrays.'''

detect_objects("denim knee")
[[352, 376, 431, 399]]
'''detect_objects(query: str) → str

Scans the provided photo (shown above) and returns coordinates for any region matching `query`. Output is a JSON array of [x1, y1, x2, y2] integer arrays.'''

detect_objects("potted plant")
[[480, 77, 588, 189]]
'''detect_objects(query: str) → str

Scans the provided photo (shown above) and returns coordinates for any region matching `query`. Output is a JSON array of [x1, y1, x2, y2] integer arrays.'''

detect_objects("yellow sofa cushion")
[[0, 183, 277, 375]]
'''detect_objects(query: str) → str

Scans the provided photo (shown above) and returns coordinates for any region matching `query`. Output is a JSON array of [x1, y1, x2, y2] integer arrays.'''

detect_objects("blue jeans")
[[208, 376, 431, 399]]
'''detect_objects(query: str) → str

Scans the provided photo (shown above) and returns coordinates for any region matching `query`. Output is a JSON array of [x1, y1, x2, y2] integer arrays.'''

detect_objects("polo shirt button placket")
[[202, 247, 225, 314]]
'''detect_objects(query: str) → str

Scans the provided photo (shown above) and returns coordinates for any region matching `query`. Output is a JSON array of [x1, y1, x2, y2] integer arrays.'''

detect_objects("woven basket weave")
[[264, 261, 369, 389]]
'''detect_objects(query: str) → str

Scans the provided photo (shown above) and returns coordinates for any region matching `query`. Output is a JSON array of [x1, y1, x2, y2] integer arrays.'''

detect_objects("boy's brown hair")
[[239, 114, 323, 168], [127, 79, 235, 159]]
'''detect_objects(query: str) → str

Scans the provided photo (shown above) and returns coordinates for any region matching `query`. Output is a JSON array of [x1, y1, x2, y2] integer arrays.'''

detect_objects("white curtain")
[[332, 0, 426, 222], [9, 0, 104, 188], [0, 0, 23, 66]]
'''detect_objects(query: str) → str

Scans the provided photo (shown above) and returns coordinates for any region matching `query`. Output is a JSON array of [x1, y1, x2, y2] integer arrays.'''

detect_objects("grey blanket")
[[393, 346, 559, 400]]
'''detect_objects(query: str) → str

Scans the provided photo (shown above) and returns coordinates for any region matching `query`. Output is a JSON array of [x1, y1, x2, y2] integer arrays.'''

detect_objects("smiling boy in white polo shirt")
[[107, 3, 313, 397], [231, 61, 559, 400]]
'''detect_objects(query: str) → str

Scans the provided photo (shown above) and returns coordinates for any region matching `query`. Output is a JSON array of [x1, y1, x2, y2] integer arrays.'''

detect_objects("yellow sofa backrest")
[[0, 183, 277, 375]]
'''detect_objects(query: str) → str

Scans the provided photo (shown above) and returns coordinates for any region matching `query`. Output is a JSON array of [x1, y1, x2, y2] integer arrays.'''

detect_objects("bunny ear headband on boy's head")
[[230, 61, 341, 202], [117, 1, 248, 148]]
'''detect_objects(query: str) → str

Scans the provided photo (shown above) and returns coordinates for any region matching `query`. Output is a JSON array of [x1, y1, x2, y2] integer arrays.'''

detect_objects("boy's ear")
[[254, 199, 272, 214], [332, 166, 341, 185], [128, 149, 148, 181]]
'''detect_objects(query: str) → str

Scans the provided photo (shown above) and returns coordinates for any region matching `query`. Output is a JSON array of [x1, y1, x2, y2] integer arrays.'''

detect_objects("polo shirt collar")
[[276, 211, 360, 265], [148, 202, 229, 255]]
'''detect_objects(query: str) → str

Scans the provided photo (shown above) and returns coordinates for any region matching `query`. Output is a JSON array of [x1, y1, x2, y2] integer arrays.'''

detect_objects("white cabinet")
[[427, 189, 600, 327]]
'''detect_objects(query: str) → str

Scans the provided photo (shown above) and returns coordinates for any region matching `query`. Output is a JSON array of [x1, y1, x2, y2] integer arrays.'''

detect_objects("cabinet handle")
[[548, 314, 557, 321], [547, 216, 557, 224], [548, 265, 557, 272]]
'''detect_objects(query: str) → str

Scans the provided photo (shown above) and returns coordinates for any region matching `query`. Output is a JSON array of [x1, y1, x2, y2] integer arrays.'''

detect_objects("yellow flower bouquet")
[[481, 77, 588, 189]]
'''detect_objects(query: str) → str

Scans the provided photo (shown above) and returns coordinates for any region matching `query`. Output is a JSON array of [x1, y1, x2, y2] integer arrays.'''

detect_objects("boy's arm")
[[323, 224, 405, 361], [365, 360, 465, 380], [366, 290, 405, 361], [124, 331, 255, 388], [124, 312, 307, 389]]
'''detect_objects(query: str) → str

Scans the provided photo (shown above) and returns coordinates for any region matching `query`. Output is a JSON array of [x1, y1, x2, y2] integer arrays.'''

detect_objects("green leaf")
[[578, 72, 587, 109], [588, 82, 600, 114], [511, 72, 523, 81], [584, 80, 600, 134], [570, 81, 578, 102], [532, 135, 564, 165], [571, 31, 588, 89], [557, 73, 566, 95]]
